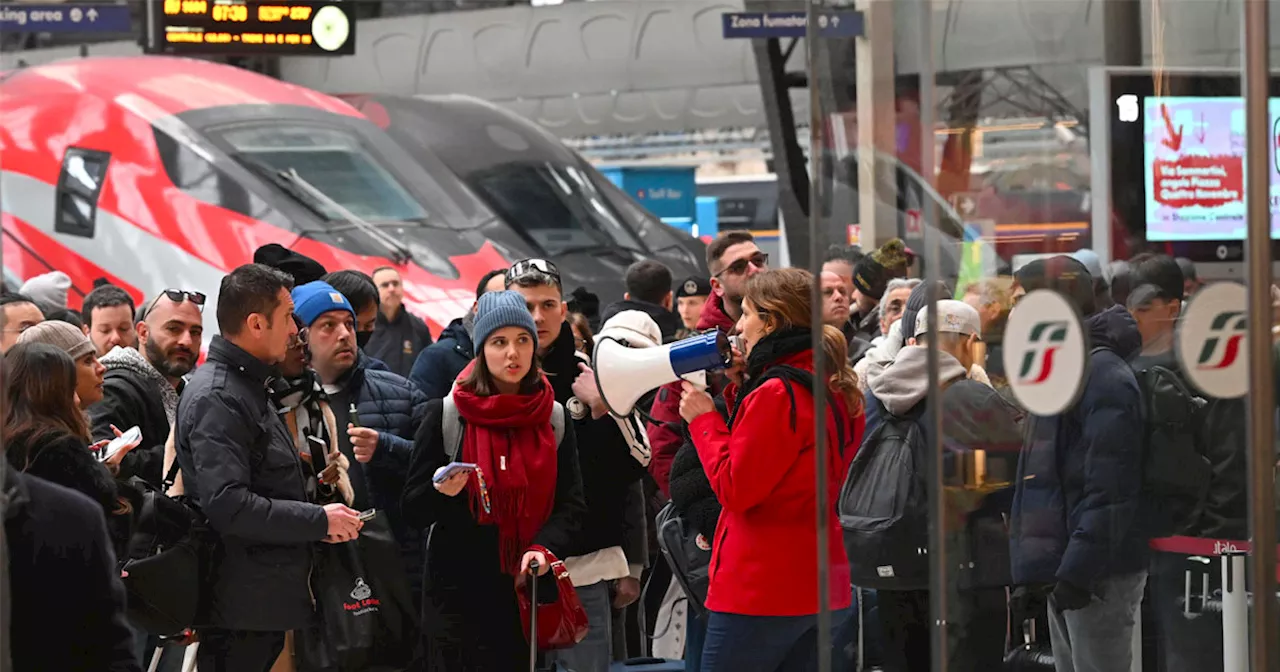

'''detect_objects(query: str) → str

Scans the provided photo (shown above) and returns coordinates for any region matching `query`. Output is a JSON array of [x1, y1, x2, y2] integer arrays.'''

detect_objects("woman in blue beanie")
[[402, 290, 586, 671]]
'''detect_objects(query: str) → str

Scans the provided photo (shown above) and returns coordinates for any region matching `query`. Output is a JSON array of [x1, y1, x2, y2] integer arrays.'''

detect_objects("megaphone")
[[593, 331, 732, 417]]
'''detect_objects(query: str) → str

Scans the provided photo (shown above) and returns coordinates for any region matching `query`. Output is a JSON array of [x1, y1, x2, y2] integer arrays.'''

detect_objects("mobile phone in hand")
[[100, 426, 142, 462], [432, 462, 478, 484], [358, 508, 377, 522]]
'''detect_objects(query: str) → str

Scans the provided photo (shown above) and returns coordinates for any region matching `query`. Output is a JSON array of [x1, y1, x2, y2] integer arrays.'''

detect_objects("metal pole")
[[916, 1, 947, 671], [806, 2, 832, 671], [1242, 2, 1278, 670]]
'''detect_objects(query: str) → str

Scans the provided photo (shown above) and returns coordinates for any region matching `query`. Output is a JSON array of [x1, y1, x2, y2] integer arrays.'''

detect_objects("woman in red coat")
[[678, 267, 865, 672]]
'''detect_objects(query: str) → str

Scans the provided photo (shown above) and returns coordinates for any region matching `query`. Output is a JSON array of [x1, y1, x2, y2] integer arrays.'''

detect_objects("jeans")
[[685, 609, 707, 672], [548, 581, 612, 672], [196, 629, 286, 672], [700, 608, 853, 672], [1047, 571, 1148, 672]]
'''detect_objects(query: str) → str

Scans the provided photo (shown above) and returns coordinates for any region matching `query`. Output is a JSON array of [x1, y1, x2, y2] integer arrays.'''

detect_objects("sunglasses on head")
[[506, 258, 562, 288], [148, 289, 206, 314], [715, 252, 769, 278]]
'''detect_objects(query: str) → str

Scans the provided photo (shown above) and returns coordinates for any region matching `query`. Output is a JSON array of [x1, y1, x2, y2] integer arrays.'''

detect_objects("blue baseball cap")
[[292, 281, 356, 327]]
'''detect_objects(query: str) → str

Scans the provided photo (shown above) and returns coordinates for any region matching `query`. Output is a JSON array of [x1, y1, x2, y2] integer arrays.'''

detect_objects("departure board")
[[146, 0, 356, 56]]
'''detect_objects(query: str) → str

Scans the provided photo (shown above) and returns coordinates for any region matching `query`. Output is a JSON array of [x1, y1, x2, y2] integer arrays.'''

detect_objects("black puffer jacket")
[[174, 337, 328, 631], [410, 317, 473, 401], [600, 299, 683, 344], [668, 397, 728, 539]]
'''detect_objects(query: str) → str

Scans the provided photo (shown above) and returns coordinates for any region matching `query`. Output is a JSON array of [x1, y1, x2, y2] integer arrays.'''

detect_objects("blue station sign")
[[0, 3, 133, 32], [721, 10, 864, 39]]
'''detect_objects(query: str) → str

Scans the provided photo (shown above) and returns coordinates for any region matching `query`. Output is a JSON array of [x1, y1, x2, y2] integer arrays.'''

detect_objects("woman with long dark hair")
[[403, 290, 585, 671], [678, 268, 865, 671]]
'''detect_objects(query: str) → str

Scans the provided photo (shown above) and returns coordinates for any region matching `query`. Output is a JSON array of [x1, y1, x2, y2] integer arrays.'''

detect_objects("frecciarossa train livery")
[[0, 56, 704, 334]]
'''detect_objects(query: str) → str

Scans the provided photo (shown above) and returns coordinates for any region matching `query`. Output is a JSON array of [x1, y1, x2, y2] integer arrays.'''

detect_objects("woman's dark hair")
[[567, 312, 594, 354], [462, 333, 544, 397], [2, 342, 89, 468]]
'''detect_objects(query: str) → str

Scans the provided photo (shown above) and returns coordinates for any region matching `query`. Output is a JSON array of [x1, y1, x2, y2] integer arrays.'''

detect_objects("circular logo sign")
[[312, 5, 352, 52], [1175, 281, 1248, 399], [1002, 289, 1089, 416]]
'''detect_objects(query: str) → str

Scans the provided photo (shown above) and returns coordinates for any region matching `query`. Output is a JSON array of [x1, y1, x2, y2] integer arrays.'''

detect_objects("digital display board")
[[146, 0, 356, 56]]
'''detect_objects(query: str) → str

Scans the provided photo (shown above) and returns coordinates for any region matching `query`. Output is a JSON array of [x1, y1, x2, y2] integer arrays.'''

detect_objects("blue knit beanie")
[[292, 281, 356, 327], [473, 290, 537, 356]]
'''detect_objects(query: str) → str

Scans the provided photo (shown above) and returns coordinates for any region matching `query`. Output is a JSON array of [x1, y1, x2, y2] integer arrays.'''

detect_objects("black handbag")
[[294, 439, 417, 672], [120, 462, 208, 636]]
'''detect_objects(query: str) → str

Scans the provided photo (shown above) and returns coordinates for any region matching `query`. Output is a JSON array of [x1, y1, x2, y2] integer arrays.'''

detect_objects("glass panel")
[[218, 123, 429, 223], [808, 0, 1277, 669]]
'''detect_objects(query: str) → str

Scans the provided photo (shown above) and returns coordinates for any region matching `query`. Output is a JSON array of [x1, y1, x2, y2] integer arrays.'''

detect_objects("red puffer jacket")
[[689, 350, 864, 617]]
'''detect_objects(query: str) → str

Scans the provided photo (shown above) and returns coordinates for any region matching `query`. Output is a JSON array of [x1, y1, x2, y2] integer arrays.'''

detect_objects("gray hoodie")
[[867, 344, 968, 415]]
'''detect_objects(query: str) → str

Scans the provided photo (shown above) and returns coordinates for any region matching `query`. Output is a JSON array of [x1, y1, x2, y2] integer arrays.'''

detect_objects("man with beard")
[[89, 289, 204, 486]]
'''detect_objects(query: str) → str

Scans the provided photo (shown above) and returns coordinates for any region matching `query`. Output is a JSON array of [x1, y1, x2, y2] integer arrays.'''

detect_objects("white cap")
[[914, 300, 982, 339], [597, 310, 662, 349]]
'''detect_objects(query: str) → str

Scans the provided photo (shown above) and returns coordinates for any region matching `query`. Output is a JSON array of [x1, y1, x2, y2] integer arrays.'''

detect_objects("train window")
[[54, 148, 110, 238], [154, 130, 287, 226], [217, 124, 427, 223], [467, 161, 646, 254]]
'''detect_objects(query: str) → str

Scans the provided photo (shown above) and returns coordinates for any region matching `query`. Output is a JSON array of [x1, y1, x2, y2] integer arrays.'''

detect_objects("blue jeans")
[[685, 608, 708, 672], [701, 608, 853, 672], [548, 581, 612, 672]]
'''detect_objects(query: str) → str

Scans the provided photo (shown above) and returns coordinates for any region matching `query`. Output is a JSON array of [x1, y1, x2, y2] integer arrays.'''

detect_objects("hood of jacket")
[[1087, 304, 1142, 360], [100, 345, 180, 425], [440, 317, 474, 355], [601, 299, 682, 343], [696, 292, 737, 333], [868, 345, 967, 415]]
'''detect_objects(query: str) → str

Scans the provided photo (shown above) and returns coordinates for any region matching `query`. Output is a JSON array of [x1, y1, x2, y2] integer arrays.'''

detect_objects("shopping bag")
[[295, 513, 417, 672]]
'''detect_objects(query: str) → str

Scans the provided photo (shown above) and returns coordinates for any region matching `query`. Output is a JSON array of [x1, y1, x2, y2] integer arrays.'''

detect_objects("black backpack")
[[654, 499, 711, 617], [839, 408, 929, 591], [1133, 362, 1211, 533]]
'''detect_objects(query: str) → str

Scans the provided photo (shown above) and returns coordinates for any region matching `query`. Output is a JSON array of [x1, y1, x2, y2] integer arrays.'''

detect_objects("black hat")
[[675, 275, 712, 299], [852, 238, 910, 298], [1014, 255, 1097, 317], [253, 244, 327, 285]]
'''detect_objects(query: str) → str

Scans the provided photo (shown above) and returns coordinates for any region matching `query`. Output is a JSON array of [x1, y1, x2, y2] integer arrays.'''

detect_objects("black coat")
[[402, 398, 586, 671], [5, 467, 140, 672], [367, 306, 434, 379], [600, 299, 683, 344], [88, 362, 173, 486], [543, 325, 649, 558], [668, 397, 728, 540], [410, 318, 474, 401], [174, 336, 329, 631]]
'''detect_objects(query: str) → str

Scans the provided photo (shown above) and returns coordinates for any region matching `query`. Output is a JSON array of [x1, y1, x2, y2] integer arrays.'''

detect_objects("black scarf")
[[730, 327, 813, 425]]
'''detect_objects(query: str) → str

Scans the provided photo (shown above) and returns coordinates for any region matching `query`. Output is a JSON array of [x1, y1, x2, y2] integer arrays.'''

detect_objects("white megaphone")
[[593, 331, 733, 417]]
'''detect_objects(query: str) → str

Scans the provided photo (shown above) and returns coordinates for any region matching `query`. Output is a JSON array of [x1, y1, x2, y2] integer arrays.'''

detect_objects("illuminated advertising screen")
[[146, 0, 356, 56]]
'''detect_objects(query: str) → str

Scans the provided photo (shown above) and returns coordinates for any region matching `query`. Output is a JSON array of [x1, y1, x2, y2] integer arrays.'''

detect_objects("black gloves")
[[1010, 584, 1051, 623], [1051, 580, 1093, 612]]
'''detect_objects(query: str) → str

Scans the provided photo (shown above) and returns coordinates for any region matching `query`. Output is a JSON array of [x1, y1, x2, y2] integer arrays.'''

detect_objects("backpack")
[[441, 394, 566, 460], [839, 409, 929, 590], [654, 499, 711, 618], [1132, 361, 1211, 533]]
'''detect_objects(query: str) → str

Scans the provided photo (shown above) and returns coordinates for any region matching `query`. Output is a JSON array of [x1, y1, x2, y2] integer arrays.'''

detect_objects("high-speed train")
[[0, 57, 702, 334], [335, 93, 708, 302]]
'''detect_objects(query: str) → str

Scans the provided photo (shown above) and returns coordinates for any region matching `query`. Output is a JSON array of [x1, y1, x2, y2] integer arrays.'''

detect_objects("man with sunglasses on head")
[[506, 258, 651, 672], [89, 289, 205, 487]]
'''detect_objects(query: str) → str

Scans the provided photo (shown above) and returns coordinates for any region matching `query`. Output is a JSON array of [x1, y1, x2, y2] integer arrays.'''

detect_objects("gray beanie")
[[20, 271, 71, 314], [17, 320, 94, 361], [472, 290, 538, 356]]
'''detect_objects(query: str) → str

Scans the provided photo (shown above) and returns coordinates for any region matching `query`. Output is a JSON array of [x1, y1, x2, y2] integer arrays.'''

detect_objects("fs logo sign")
[[1177, 282, 1248, 398], [1017, 320, 1069, 384], [1003, 290, 1087, 416]]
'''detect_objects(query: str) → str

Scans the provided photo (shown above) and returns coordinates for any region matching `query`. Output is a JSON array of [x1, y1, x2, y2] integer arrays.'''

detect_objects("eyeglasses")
[[714, 252, 769, 278], [506, 258, 561, 288], [288, 314, 309, 348], [148, 289, 206, 314]]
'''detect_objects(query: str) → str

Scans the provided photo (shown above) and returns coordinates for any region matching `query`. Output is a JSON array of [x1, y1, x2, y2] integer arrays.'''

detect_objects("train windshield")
[[466, 160, 646, 255], [219, 124, 428, 223]]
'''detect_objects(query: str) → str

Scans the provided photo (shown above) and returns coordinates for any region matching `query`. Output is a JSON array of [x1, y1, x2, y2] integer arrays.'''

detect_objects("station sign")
[[1175, 281, 1249, 399], [146, 0, 355, 56], [1002, 289, 1088, 416], [721, 10, 863, 39], [0, 3, 131, 32]]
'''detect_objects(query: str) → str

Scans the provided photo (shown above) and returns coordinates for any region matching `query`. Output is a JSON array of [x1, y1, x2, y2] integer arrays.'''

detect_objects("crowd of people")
[[0, 231, 1264, 672]]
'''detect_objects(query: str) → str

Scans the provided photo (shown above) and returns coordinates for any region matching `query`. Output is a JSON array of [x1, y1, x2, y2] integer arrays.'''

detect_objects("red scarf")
[[451, 361, 559, 575]]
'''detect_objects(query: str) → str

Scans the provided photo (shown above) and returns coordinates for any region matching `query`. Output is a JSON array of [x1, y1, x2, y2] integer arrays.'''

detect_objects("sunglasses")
[[150, 289, 206, 313], [715, 252, 769, 278], [506, 258, 561, 288]]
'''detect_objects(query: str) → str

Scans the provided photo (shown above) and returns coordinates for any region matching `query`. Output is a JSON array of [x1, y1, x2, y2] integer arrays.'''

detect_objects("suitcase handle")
[[528, 559, 540, 672]]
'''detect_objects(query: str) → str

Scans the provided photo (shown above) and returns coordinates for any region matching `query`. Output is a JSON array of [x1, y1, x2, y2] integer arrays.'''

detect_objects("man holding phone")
[[174, 265, 363, 671]]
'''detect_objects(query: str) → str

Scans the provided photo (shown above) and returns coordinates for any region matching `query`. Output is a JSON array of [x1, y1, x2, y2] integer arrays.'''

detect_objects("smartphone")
[[432, 462, 478, 484], [358, 508, 377, 522], [101, 426, 142, 462]]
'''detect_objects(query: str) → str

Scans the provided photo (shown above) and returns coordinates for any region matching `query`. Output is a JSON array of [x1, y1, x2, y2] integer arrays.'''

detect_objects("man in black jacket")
[[507, 258, 649, 671], [89, 289, 204, 486], [599, 259, 682, 344], [367, 266, 433, 378], [410, 269, 507, 400], [174, 264, 363, 671]]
